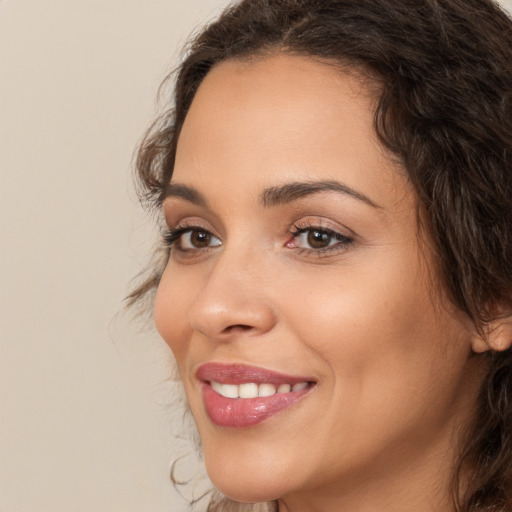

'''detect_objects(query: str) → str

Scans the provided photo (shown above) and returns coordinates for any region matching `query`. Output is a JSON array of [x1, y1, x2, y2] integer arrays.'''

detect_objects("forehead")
[[174, 53, 408, 211]]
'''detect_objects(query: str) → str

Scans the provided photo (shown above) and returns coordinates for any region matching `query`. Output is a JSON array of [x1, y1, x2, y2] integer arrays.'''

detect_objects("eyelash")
[[288, 222, 354, 257], [163, 225, 219, 253], [163, 222, 354, 258]]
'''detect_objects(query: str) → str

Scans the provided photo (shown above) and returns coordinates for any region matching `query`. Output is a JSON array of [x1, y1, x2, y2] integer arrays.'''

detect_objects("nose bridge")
[[188, 242, 276, 340]]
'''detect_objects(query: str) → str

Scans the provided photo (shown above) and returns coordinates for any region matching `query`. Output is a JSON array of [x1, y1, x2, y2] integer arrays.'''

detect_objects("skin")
[[154, 54, 487, 512]]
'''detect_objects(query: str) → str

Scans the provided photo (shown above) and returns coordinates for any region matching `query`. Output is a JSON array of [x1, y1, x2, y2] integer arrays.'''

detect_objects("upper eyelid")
[[290, 225, 354, 245], [165, 224, 218, 242], [162, 194, 213, 225], [162, 196, 359, 231], [290, 217, 356, 238], [162, 203, 225, 233], [165, 216, 216, 233], [291, 226, 351, 239]]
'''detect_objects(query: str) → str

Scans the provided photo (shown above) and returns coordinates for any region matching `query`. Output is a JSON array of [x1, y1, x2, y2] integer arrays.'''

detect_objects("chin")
[[208, 471, 283, 504], [202, 442, 296, 504]]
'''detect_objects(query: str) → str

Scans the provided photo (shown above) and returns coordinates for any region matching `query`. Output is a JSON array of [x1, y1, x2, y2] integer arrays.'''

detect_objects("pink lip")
[[196, 363, 312, 385], [196, 363, 316, 428]]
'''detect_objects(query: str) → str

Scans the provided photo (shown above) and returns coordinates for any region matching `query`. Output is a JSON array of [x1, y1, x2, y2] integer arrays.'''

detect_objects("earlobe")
[[471, 316, 512, 354]]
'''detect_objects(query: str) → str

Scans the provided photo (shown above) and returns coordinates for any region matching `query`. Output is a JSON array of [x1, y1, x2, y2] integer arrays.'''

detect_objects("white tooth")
[[277, 383, 291, 394], [239, 383, 259, 399], [221, 383, 239, 398], [258, 383, 276, 397], [211, 381, 222, 394], [292, 382, 308, 392]]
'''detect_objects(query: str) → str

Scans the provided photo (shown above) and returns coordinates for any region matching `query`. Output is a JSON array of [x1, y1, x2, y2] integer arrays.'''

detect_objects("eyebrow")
[[163, 183, 208, 206], [260, 180, 381, 209], [163, 179, 380, 209]]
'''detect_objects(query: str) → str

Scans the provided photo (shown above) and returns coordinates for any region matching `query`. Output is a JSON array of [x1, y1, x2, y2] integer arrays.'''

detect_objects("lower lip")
[[201, 383, 313, 427]]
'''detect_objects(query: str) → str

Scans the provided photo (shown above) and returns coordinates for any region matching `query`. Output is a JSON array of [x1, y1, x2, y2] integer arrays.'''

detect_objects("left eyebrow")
[[162, 183, 208, 207], [260, 180, 381, 209]]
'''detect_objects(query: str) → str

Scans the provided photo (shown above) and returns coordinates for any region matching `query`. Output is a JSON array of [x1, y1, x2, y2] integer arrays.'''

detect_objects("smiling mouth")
[[210, 380, 311, 398], [196, 363, 316, 427]]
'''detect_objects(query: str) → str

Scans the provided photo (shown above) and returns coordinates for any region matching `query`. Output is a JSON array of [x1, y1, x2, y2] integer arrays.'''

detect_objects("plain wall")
[[1, 1, 511, 511]]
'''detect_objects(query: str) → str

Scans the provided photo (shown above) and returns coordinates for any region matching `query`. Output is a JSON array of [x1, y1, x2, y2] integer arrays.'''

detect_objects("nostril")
[[188, 287, 277, 339], [223, 324, 253, 334]]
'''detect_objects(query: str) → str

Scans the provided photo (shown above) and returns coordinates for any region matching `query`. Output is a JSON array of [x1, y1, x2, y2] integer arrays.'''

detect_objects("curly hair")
[[131, 1, 512, 510]]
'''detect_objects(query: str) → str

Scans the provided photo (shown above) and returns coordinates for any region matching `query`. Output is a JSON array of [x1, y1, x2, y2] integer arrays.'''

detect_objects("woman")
[[130, 0, 512, 510]]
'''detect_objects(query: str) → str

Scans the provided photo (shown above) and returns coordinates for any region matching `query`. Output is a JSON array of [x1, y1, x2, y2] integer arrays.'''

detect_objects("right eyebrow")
[[162, 183, 208, 207]]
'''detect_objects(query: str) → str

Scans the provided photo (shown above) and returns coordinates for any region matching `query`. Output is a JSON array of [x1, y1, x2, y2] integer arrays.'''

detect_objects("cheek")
[[271, 261, 471, 479], [154, 266, 194, 363], [278, 250, 468, 405], [278, 256, 428, 354]]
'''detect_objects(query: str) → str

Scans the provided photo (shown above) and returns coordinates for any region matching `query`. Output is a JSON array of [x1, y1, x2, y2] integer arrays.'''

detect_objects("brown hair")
[[131, 1, 512, 510]]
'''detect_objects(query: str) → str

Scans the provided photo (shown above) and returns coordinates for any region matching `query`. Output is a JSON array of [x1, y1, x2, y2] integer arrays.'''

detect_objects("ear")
[[471, 314, 512, 354]]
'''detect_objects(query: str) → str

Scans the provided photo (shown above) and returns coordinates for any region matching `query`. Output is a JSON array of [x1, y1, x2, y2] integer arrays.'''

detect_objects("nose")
[[187, 250, 277, 342]]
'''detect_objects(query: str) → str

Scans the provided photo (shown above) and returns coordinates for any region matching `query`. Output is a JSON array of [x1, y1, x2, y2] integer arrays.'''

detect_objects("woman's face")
[[155, 55, 483, 509]]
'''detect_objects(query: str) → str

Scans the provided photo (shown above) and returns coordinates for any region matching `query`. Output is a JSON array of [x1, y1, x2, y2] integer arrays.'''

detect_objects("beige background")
[[1, 1, 511, 511]]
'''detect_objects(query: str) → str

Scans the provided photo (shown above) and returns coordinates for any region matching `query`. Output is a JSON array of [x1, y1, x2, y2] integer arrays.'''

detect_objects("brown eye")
[[307, 230, 332, 249], [190, 230, 212, 248], [180, 229, 221, 250], [291, 226, 353, 253]]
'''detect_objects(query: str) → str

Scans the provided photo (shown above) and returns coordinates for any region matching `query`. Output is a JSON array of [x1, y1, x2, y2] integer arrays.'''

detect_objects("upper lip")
[[196, 362, 315, 386]]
